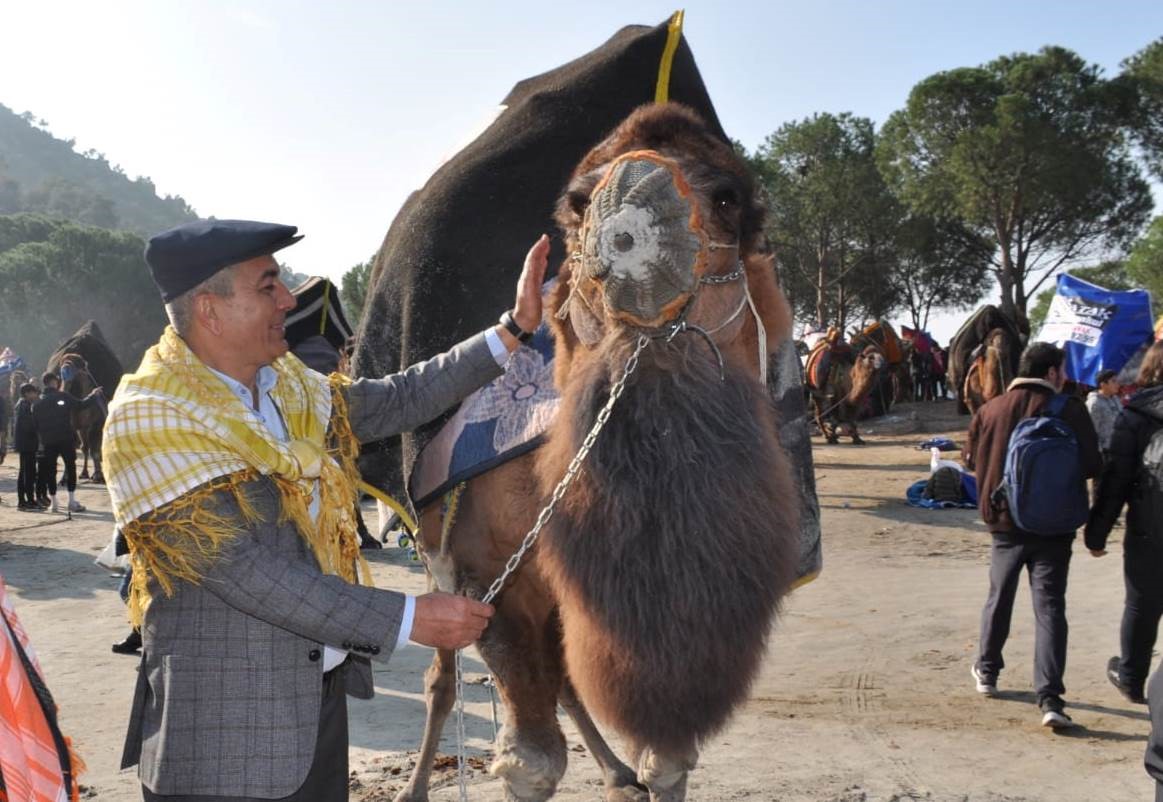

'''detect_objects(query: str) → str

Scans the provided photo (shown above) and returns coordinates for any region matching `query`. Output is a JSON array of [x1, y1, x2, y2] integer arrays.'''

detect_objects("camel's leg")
[[89, 429, 105, 483], [480, 604, 567, 801], [446, 464, 567, 801], [812, 397, 839, 445], [558, 679, 646, 802], [78, 429, 90, 480], [393, 649, 457, 802], [634, 744, 698, 802]]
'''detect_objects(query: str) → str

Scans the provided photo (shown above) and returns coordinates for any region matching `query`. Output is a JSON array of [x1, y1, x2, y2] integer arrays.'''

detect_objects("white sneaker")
[[49, 496, 58, 514], [1039, 696, 1075, 728], [68, 500, 85, 512], [971, 664, 997, 696]]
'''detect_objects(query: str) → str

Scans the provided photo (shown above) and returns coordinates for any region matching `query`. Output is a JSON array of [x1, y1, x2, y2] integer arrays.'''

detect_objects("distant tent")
[[286, 277, 353, 352]]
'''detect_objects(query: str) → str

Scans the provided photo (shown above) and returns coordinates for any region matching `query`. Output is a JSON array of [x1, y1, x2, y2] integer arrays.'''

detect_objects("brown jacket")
[[964, 378, 1102, 534]]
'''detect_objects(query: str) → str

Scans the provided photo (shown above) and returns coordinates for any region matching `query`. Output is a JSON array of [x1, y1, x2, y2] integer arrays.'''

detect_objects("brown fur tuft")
[[535, 335, 799, 753]]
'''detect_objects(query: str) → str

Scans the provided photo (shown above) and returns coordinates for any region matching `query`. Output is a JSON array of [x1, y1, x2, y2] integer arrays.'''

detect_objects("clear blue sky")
[[3, 0, 1161, 343]]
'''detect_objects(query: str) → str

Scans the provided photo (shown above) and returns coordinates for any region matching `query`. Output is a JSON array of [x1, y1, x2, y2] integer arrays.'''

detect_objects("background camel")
[[45, 321, 121, 483], [948, 304, 1022, 414], [963, 326, 1016, 415], [389, 104, 803, 802], [805, 341, 884, 444]]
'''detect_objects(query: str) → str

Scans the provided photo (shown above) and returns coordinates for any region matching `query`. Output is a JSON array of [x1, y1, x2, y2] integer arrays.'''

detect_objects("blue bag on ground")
[[994, 395, 1088, 534]]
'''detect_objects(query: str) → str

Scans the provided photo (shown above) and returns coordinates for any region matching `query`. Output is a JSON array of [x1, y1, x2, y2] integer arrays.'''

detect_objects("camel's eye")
[[567, 189, 591, 217], [712, 186, 740, 212]]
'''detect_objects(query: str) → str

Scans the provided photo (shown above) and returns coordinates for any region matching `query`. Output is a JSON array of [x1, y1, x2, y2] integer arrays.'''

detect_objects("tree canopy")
[[878, 46, 1154, 333], [891, 216, 994, 332], [1125, 215, 1163, 302], [752, 113, 899, 331], [1122, 37, 1163, 181], [340, 258, 373, 328], [0, 215, 168, 372]]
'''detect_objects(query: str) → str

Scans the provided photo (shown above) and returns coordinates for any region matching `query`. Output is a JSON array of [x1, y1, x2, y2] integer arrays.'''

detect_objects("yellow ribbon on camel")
[[103, 326, 371, 626]]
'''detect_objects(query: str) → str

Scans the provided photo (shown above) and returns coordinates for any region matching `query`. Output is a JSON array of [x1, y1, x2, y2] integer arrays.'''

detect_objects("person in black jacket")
[[31, 372, 100, 513], [12, 383, 40, 511], [1085, 341, 1163, 706]]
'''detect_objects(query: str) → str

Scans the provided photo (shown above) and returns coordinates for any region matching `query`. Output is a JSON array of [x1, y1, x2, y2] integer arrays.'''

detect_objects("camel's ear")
[[554, 169, 602, 235]]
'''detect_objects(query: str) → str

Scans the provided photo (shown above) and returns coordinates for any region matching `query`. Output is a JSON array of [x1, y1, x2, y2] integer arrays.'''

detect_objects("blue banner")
[[1036, 273, 1155, 386]]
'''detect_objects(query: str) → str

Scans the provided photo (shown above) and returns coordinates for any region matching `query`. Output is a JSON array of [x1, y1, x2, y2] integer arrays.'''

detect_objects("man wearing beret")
[[103, 219, 549, 801]]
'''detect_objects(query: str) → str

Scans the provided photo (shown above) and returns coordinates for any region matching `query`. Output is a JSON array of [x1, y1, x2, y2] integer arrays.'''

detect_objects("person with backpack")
[[964, 342, 1101, 728], [1085, 341, 1163, 707]]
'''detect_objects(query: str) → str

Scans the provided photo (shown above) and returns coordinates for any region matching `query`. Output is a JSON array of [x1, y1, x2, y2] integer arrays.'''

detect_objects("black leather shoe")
[[1107, 656, 1147, 704], [112, 630, 143, 654]]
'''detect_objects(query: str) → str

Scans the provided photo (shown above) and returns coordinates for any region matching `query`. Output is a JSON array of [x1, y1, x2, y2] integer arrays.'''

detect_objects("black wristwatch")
[[499, 309, 534, 343]]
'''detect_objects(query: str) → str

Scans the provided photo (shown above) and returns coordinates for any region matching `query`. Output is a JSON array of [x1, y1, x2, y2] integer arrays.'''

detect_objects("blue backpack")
[[994, 394, 1089, 535]]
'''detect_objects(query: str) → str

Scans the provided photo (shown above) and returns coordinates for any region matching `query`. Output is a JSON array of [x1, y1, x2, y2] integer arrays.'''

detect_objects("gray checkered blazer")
[[120, 332, 502, 797]]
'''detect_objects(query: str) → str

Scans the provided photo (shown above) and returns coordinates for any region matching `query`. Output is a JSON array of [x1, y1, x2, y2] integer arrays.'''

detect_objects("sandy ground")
[[0, 399, 1155, 801]]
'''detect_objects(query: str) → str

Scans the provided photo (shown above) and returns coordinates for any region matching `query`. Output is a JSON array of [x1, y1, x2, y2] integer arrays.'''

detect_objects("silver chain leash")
[[455, 334, 650, 801]]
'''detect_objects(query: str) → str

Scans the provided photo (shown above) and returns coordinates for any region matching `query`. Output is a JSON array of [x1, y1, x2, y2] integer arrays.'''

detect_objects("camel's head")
[[985, 328, 1009, 351], [856, 345, 886, 374], [550, 103, 785, 364], [58, 354, 90, 396]]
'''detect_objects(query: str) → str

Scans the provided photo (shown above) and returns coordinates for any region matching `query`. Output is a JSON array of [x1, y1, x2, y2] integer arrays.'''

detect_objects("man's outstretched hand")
[[409, 592, 495, 650], [511, 234, 550, 334]]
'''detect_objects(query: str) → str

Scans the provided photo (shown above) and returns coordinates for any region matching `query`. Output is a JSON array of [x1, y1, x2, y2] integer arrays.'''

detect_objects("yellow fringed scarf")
[[103, 326, 370, 626]]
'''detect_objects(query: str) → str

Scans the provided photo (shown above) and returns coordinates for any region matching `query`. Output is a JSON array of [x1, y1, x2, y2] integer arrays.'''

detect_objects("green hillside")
[[0, 103, 198, 236]]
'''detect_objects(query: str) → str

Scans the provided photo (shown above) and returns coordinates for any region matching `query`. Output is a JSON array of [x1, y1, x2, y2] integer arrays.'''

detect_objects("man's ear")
[[195, 293, 224, 336]]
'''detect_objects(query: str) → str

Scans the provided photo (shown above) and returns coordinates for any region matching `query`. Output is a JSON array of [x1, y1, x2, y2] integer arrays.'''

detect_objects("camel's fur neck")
[[535, 336, 798, 753]]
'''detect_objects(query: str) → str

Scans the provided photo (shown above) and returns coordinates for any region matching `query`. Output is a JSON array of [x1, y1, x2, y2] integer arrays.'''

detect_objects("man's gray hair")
[[165, 266, 238, 336]]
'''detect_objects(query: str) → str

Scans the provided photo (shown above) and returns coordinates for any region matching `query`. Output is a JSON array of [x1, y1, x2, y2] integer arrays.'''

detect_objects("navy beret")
[[144, 219, 303, 302]]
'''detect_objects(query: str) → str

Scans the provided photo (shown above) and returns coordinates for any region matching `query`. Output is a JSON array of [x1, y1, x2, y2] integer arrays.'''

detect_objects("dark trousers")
[[1147, 666, 1163, 798], [977, 531, 1073, 702], [17, 450, 38, 503], [37, 441, 76, 497], [142, 668, 348, 802], [1118, 533, 1163, 691]]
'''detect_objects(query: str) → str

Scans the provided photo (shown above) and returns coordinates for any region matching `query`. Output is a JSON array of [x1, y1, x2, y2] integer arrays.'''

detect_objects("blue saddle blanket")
[[410, 313, 559, 511]]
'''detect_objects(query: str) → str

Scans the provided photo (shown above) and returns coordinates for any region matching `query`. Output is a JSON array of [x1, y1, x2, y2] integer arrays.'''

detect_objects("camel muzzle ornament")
[[566, 149, 761, 382]]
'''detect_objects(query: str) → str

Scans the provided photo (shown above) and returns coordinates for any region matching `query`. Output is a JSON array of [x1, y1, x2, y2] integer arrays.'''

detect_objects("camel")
[[393, 103, 801, 802], [46, 321, 121, 483], [804, 341, 884, 444], [963, 327, 1014, 415], [948, 305, 1022, 414]]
